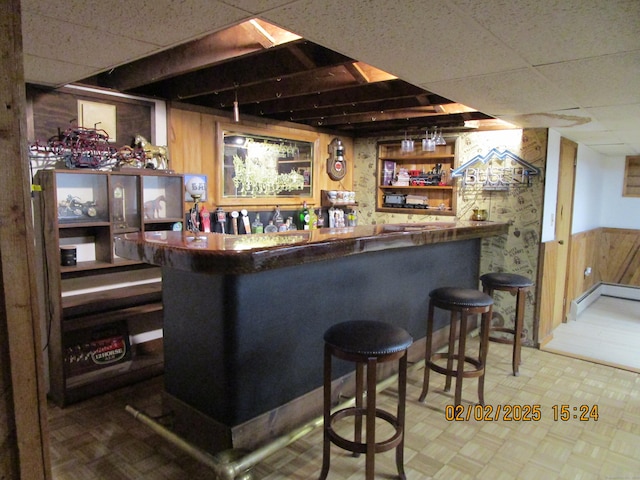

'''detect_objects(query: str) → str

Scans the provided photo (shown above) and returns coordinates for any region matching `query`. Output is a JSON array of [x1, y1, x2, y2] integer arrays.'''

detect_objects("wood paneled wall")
[[27, 85, 153, 146], [599, 228, 640, 286], [567, 227, 639, 296], [566, 229, 602, 305], [539, 227, 638, 346], [168, 103, 354, 213], [537, 241, 559, 346]]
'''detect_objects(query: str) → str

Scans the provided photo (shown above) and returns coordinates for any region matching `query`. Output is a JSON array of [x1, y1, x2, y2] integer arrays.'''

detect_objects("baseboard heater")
[[570, 282, 640, 321]]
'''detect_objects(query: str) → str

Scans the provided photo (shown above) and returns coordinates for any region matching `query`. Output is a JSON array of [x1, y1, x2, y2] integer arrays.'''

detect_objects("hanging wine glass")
[[401, 131, 414, 153], [422, 128, 435, 152], [435, 127, 446, 146]]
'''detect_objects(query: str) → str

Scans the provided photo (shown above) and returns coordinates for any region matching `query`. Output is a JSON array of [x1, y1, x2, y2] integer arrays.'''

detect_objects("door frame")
[[537, 137, 577, 346]]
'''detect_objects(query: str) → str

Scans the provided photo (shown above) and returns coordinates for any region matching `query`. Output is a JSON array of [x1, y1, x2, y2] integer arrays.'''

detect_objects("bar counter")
[[115, 220, 508, 452], [115, 220, 508, 274]]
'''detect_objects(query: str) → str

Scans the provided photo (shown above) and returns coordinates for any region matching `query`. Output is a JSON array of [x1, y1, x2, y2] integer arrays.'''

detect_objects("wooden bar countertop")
[[115, 220, 509, 275]]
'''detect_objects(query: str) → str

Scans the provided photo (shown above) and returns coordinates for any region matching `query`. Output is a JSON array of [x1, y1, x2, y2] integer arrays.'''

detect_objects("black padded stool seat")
[[320, 320, 413, 480], [480, 273, 534, 289], [480, 272, 534, 376], [419, 287, 493, 406]]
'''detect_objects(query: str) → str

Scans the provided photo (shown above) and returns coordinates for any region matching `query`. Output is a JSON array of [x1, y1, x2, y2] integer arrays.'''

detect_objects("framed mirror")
[[215, 123, 318, 207]]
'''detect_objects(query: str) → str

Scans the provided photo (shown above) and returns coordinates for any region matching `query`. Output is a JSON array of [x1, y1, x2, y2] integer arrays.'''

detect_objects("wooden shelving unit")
[[376, 140, 457, 216], [33, 168, 183, 406]]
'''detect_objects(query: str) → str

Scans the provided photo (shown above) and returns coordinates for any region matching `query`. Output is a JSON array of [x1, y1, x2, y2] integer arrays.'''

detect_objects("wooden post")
[[0, 0, 51, 478]]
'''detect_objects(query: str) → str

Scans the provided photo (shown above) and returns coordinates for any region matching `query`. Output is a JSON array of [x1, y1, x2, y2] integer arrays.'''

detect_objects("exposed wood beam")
[[97, 24, 267, 91], [344, 62, 369, 84], [133, 40, 354, 100], [333, 112, 493, 136], [301, 106, 442, 127], [269, 94, 453, 122], [234, 80, 428, 116], [0, 0, 51, 477]]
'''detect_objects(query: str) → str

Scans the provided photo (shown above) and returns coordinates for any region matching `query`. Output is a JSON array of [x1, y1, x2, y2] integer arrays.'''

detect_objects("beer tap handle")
[[230, 211, 239, 235]]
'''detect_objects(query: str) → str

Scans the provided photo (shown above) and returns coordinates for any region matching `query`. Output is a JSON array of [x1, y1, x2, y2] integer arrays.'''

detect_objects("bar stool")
[[419, 287, 493, 406], [480, 272, 534, 376], [320, 320, 413, 480]]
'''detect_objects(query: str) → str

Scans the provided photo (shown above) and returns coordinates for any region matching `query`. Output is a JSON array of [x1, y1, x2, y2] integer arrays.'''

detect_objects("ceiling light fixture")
[[233, 87, 240, 123]]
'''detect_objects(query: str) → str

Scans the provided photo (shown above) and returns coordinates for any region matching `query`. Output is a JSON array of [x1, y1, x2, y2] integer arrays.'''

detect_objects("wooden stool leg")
[[444, 310, 458, 392], [419, 301, 435, 402], [513, 288, 525, 376], [353, 363, 364, 456], [477, 307, 491, 405], [454, 311, 467, 406], [320, 345, 332, 480], [396, 352, 408, 480], [365, 357, 377, 480]]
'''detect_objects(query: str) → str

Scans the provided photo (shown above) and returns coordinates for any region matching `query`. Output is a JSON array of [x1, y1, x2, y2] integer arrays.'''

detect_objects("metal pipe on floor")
[[126, 358, 425, 480]]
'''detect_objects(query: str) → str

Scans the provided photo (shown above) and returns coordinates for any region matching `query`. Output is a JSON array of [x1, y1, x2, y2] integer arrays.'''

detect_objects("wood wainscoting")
[[537, 227, 639, 346], [564, 227, 639, 301], [600, 227, 640, 286]]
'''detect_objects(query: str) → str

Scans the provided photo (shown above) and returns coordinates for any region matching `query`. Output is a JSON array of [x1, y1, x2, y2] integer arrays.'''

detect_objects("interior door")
[[537, 137, 577, 345]]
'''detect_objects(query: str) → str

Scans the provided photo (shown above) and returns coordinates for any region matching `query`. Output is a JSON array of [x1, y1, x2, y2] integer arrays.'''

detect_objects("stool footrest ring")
[[427, 353, 484, 379], [489, 327, 526, 345], [328, 407, 403, 454]]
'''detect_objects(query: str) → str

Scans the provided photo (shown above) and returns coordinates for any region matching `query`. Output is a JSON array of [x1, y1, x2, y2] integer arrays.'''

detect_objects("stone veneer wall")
[[353, 128, 547, 345]]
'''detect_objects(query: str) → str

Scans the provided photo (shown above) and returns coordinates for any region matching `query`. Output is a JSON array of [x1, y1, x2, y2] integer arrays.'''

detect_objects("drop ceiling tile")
[[20, 0, 248, 47], [22, 12, 157, 70], [588, 143, 637, 156], [499, 108, 596, 129], [617, 129, 640, 145], [585, 104, 640, 131], [536, 51, 640, 107], [219, 0, 302, 13], [22, 55, 98, 86], [423, 68, 578, 116], [263, 0, 527, 84], [556, 129, 622, 145], [453, 0, 640, 65]]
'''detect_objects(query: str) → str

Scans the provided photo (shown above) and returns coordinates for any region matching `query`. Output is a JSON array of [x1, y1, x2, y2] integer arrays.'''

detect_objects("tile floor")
[[48, 336, 640, 480], [544, 295, 640, 373]]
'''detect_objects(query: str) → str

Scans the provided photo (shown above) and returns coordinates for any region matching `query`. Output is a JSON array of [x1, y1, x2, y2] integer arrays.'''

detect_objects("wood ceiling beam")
[[297, 106, 442, 127], [233, 79, 428, 116], [97, 23, 273, 91], [332, 112, 494, 136], [138, 41, 355, 100], [273, 94, 453, 122]]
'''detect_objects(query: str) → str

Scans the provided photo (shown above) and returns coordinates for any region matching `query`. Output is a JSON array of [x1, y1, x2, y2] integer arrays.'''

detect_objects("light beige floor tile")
[[48, 297, 640, 479]]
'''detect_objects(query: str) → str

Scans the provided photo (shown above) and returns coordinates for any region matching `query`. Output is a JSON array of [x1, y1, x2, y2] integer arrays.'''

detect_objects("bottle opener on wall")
[[327, 137, 347, 181]]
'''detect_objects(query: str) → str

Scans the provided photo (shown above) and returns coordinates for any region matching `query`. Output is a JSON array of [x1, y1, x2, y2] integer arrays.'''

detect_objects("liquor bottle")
[[309, 207, 318, 229], [272, 205, 284, 228], [264, 220, 278, 233], [316, 209, 324, 228], [251, 213, 264, 233], [298, 201, 310, 230]]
